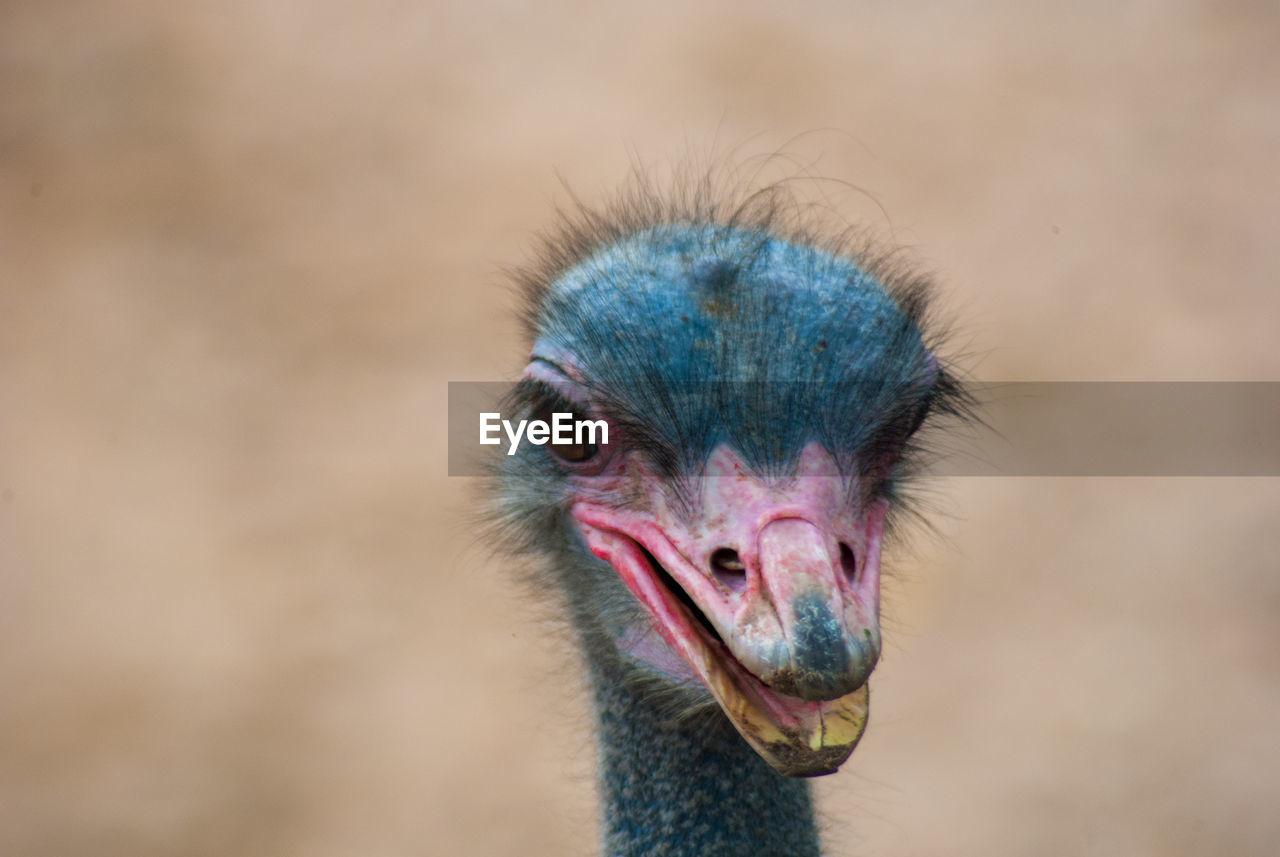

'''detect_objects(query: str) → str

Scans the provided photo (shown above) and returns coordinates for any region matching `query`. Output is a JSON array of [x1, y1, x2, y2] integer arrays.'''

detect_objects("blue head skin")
[[492, 208, 966, 856], [532, 224, 939, 480]]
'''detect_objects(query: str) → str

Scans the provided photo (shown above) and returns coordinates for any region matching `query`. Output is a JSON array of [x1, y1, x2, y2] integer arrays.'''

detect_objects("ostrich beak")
[[571, 444, 881, 777]]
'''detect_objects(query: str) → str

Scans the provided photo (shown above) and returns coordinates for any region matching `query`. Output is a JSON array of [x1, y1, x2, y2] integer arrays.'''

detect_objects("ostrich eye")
[[530, 401, 599, 463], [550, 437, 597, 462]]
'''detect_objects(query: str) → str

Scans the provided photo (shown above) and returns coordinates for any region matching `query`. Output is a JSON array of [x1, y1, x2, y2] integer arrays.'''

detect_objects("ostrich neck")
[[588, 661, 821, 857]]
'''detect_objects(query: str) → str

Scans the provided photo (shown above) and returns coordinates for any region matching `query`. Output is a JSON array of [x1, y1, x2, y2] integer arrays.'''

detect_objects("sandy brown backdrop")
[[3, 2, 1278, 856]]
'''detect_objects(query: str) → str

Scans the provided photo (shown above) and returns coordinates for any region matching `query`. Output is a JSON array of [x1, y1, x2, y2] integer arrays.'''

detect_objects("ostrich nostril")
[[840, 543, 858, 586], [709, 547, 746, 590]]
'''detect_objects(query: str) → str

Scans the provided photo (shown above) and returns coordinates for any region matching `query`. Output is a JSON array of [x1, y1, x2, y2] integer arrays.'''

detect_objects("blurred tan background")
[[3, 1, 1278, 855]]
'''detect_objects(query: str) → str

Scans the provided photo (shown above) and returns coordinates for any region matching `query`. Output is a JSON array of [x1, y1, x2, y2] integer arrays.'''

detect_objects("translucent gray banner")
[[447, 382, 1280, 477]]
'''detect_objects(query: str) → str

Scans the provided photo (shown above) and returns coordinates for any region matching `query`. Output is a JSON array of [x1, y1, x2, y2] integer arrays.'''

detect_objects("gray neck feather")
[[588, 660, 821, 857]]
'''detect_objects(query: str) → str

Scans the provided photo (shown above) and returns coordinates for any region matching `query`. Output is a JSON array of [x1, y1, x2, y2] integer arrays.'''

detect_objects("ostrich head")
[[490, 177, 967, 779]]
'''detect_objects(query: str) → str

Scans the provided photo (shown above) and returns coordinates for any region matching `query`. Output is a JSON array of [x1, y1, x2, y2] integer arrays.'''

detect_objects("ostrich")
[[486, 171, 970, 857]]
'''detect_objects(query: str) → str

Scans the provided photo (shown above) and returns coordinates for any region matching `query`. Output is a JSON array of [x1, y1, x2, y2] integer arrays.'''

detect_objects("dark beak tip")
[[778, 614, 879, 701], [794, 674, 869, 702], [763, 659, 874, 702]]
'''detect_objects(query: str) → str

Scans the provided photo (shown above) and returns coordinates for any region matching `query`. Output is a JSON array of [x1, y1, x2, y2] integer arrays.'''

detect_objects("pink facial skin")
[[571, 443, 885, 703]]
